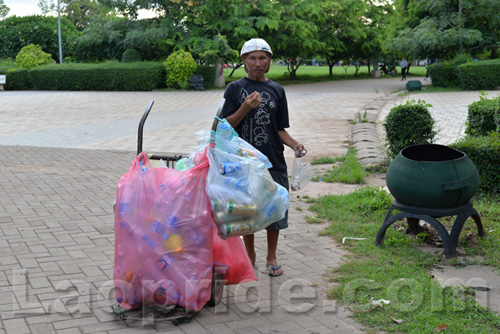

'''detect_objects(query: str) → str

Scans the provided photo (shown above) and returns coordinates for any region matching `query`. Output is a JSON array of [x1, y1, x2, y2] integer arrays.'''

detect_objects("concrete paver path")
[[1, 77, 498, 333]]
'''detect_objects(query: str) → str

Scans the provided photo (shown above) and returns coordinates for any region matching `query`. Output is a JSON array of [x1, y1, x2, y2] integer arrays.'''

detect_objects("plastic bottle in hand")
[[295, 149, 307, 158]]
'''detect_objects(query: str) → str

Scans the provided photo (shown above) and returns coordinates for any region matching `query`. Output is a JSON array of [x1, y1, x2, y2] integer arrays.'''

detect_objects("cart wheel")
[[208, 272, 223, 306]]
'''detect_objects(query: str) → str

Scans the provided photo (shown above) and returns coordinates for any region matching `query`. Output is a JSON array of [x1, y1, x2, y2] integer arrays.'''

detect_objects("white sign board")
[[0, 75, 5, 84]]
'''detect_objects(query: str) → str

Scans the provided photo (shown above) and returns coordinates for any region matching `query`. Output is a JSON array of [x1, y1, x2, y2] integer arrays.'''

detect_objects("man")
[[424, 58, 433, 81], [400, 58, 408, 81], [220, 38, 306, 277]]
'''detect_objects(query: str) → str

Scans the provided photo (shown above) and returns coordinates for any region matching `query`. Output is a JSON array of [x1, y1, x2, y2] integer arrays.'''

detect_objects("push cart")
[[111, 100, 224, 325]]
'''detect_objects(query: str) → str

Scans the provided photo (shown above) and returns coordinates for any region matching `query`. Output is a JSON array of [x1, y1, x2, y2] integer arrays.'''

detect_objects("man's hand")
[[294, 143, 307, 157], [243, 91, 261, 111]]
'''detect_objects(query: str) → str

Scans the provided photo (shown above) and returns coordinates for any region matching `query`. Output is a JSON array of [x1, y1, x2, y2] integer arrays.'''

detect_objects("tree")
[[38, 0, 56, 15], [187, 0, 281, 66], [269, 0, 324, 79], [386, 0, 499, 61], [0, 15, 79, 62], [64, 0, 112, 30], [0, 0, 9, 18], [72, 16, 178, 61], [318, 0, 368, 76], [39, 0, 113, 30]]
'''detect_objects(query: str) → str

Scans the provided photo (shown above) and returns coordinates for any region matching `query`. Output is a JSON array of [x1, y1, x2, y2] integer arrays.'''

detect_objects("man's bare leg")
[[266, 230, 283, 276], [243, 234, 256, 266]]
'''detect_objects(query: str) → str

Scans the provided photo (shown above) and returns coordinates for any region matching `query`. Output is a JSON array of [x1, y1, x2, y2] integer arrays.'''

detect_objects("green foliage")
[[27, 61, 165, 91], [195, 65, 215, 88], [384, 99, 437, 158], [121, 49, 141, 63], [72, 17, 175, 62], [465, 92, 500, 136], [450, 132, 500, 194], [0, 15, 79, 63], [3, 68, 31, 90], [310, 185, 500, 333], [15, 44, 55, 69], [457, 59, 500, 90], [0, 0, 9, 18], [428, 62, 456, 87], [190, 35, 239, 66], [311, 156, 336, 165], [428, 55, 472, 88], [316, 147, 366, 184], [386, 0, 489, 61], [164, 50, 197, 88]]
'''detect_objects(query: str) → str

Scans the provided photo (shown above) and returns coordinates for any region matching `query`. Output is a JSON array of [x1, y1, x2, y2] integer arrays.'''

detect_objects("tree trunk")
[[326, 56, 334, 76], [229, 62, 243, 77]]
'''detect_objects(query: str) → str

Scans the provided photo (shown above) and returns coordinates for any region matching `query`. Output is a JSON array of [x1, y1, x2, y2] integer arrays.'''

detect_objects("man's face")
[[242, 51, 270, 77]]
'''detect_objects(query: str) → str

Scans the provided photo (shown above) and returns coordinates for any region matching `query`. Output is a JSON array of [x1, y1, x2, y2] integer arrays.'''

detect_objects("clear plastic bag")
[[174, 118, 289, 239], [291, 156, 314, 191]]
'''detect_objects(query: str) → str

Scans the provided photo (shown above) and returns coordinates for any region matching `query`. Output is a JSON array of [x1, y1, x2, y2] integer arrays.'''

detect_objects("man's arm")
[[225, 91, 261, 128], [278, 129, 307, 157]]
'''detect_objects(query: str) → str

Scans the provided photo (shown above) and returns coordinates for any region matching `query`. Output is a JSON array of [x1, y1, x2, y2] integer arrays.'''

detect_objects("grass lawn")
[[307, 187, 500, 333], [224, 64, 427, 85], [308, 151, 500, 333]]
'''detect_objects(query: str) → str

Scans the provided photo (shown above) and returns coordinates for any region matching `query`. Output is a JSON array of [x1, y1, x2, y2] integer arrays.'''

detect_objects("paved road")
[[0, 78, 406, 159], [0, 77, 497, 334]]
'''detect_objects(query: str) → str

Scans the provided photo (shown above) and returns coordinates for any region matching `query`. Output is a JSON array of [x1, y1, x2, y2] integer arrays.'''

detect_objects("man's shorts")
[[266, 168, 289, 231]]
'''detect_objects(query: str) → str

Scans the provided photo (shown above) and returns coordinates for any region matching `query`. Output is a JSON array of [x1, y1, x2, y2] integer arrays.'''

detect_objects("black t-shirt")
[[221, 77, 290, 170]]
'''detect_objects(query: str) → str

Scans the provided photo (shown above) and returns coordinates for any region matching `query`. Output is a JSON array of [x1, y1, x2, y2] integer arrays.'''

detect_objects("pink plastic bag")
[[212, 229, 257, 285], [113, 150, 214, 311]]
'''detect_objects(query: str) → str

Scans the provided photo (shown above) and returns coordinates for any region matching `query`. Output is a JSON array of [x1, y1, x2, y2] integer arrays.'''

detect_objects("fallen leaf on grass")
[[390, 316, 403, 324], [435, 324, 448, 332]]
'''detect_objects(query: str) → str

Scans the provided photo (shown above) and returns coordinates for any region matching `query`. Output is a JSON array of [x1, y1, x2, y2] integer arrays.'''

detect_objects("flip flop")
[[266, 264, 283, 277]]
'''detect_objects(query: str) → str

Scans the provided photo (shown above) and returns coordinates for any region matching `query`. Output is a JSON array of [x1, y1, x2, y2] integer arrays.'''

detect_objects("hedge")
[[196, 65, 215, 88], [28, 62, 166, 91], [450, 132, 500, 194], [1, 67, 31, 90], [465, 95, 500, 136], [1, 62, 220, 91], [428, 62, 457, 88], [457, 59, 500, 91]]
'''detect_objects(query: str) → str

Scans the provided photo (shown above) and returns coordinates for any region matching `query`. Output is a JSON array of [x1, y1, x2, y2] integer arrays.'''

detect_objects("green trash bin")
[[406, 80, 422, 91]]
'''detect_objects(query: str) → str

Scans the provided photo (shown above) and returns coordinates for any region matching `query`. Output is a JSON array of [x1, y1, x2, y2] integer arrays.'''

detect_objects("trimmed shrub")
[[496, 105, 500, 133], [429, 54, 472, 88], [15, 44, 55, 69], [122, 49, 141, 63], [450, 132, 500, 194], [4, 68, 31, 90], [164, 50, 197, 88], [465, 93, 500, 136], [196, 65, 215, 88], [428, 62, 456, 88], [28, 62, 165, 91], [383, 99, 437, 158], [457, 59, 500, 90]]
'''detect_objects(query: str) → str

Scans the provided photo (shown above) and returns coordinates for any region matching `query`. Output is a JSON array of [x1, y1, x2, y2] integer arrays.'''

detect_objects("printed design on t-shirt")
[[254, 127, 268, 146], [239, 87, 272, 147]]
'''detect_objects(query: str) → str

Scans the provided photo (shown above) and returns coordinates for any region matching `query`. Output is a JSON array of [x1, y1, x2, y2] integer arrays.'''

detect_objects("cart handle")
[[210, 98, 226, 143], [137, 100, 154, 155]]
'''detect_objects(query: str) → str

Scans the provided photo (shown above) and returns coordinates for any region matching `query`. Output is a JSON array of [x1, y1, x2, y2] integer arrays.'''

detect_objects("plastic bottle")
[[139, 161, 148, 172], [217, 122, 233, 140]]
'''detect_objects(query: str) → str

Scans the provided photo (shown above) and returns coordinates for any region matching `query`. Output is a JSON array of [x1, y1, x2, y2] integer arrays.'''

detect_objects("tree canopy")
[[2, 0, 500, 72], [0, 0, 9, 18]]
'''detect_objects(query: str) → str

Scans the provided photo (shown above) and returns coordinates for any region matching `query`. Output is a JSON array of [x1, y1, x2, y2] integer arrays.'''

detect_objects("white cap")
[[240, 38, 273, 57]]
